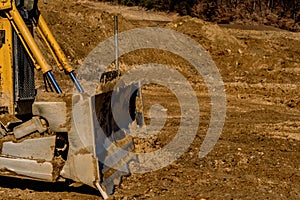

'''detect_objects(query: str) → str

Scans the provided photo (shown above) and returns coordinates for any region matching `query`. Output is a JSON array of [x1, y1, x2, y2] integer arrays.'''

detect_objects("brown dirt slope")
[[0, 0, 299, 199]]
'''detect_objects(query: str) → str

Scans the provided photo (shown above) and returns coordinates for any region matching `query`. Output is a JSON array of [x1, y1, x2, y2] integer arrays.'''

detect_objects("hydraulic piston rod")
[[36, 14, 84, 93], [6, 2, 62, 93]]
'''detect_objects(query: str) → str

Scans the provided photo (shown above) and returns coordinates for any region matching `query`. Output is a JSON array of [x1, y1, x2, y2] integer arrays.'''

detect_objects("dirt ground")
[[0, 0, 299, 199]]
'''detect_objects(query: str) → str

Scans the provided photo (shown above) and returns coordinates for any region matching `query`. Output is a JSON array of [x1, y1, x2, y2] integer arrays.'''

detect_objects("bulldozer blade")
[[94, 81, 141, 195], [61, 78, 143, 198]]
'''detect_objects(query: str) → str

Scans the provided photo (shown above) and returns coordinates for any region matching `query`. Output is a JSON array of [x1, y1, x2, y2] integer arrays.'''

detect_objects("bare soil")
[[0, 0, 299, 199]]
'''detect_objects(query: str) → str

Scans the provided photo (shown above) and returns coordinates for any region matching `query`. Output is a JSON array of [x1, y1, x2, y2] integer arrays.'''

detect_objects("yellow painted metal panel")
[[8, 2, 52, 73], [0, 18, 14, 114], [0, 0, 11, 10]]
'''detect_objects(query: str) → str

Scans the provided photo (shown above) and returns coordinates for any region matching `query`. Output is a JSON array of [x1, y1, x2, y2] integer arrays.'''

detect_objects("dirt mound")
[[39, 0, 134, 63], [168, 16, 246, 50]]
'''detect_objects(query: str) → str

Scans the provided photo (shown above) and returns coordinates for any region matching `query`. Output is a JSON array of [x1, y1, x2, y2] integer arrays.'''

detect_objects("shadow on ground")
[[0, 176, 99, 196]]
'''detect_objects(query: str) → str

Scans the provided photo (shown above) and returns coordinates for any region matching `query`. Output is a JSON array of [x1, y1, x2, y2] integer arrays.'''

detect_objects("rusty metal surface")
[[0, 157, 53, 181], [2, 136, 56, 161], [32, 102, 69, 132], [13, 117, 47, 139]]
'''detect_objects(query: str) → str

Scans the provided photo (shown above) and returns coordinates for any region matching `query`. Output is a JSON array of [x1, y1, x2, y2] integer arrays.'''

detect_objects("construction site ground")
[[0, 0, 299, 199]]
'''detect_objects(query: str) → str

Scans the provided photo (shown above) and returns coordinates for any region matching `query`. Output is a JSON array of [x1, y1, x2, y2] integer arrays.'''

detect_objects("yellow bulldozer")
[[0, 0, 141, 198]]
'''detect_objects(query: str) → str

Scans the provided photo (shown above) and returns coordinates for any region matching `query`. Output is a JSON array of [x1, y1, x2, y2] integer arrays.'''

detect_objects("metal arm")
[[2, 0, 83, 93], [35, 14, 84, 93], [5, 1, 63, 94]]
